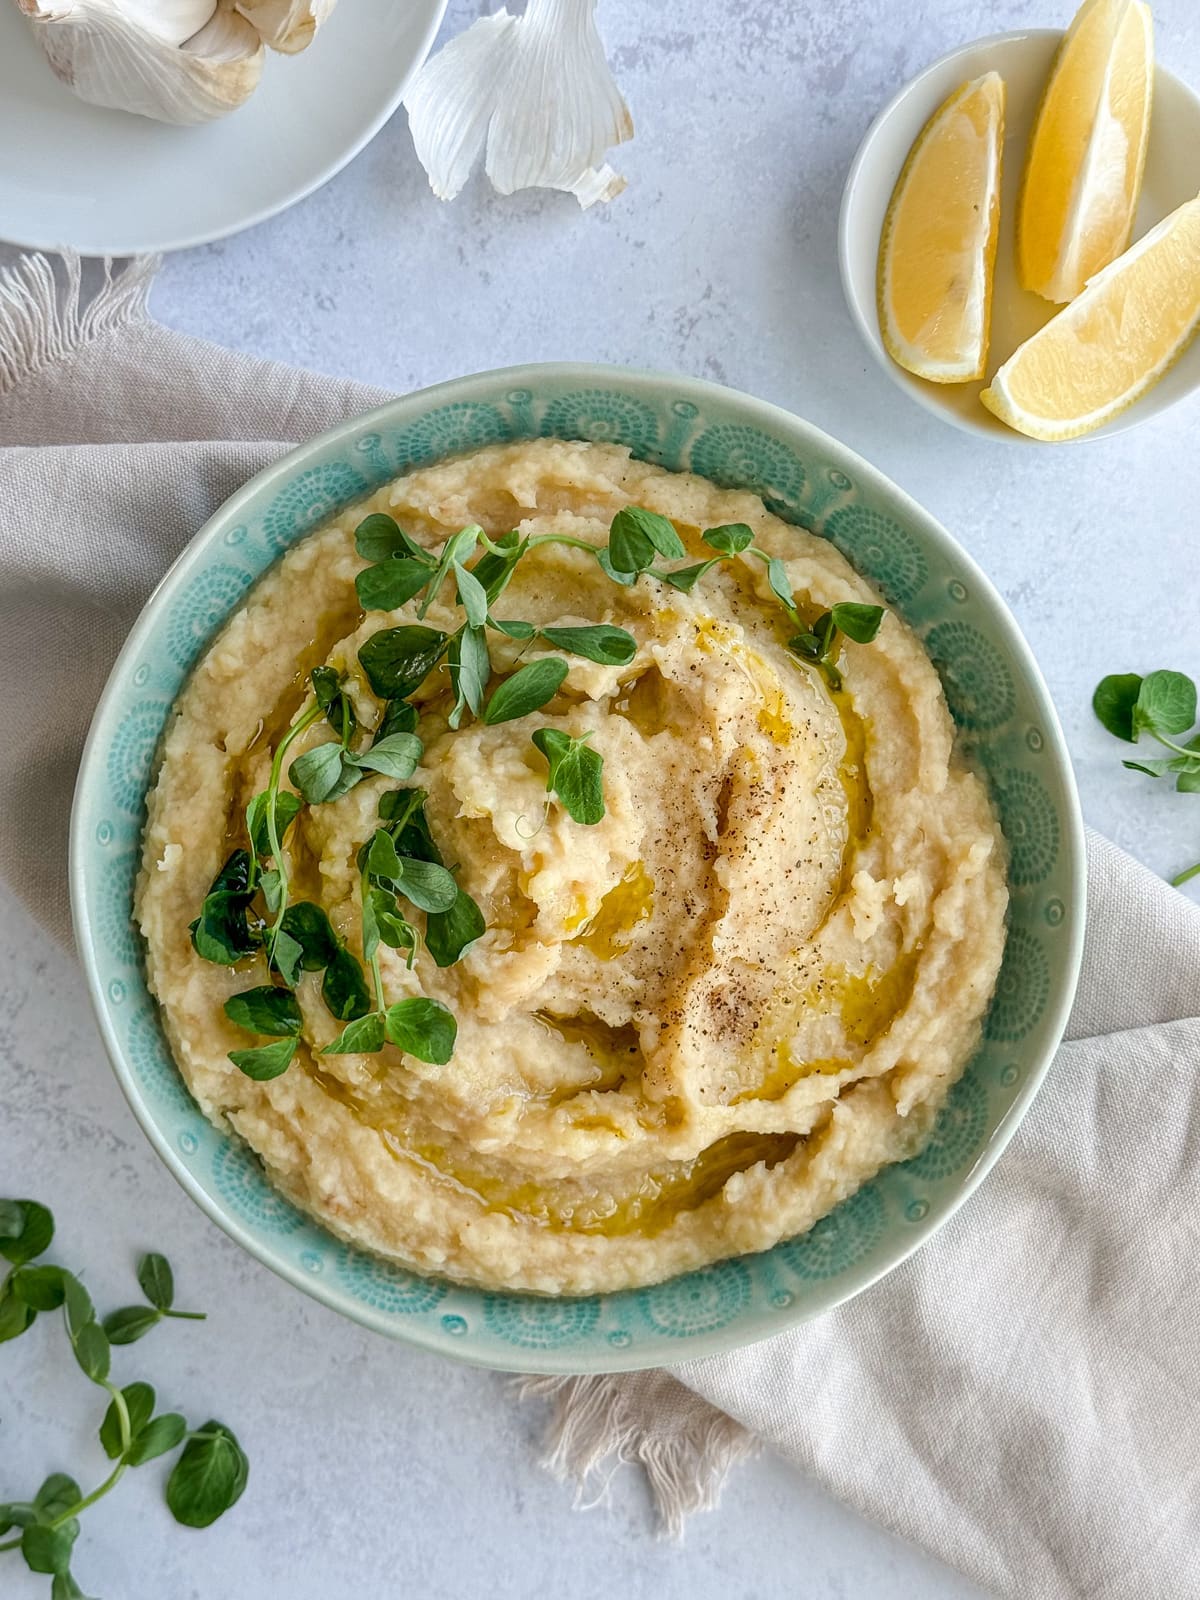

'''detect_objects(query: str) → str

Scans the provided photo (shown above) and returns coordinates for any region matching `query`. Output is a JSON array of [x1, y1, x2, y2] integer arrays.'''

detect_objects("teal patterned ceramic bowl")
[[70, 364, 1085, 1373]]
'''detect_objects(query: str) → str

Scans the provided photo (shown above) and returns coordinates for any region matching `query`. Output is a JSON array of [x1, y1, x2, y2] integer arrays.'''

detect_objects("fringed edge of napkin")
[[515, 1372, 759, 1537], [0, 251, 159, 398]]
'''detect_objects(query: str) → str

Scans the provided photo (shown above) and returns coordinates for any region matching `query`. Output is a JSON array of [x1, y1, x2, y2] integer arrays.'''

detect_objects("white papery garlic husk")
[[404, 0, 633, 208], [233, 0, 335, 54], [14, 0, 334, 124]]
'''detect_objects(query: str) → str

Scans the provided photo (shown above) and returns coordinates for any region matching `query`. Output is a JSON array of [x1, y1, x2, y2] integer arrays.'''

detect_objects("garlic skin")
[[14, 0, 336, 125], [234, 0, 335, 55], [404, 0, 633, 209]]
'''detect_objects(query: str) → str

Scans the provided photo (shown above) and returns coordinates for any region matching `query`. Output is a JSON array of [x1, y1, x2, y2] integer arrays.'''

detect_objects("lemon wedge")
[[982, 192, 1200, 439], [1017, 0, 1154, 304], [877, 72, 1005, 384]]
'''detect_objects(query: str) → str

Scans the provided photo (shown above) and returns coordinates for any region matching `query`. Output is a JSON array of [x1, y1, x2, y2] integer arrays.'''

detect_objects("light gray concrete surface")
[[3, 0, 1199, 1595]]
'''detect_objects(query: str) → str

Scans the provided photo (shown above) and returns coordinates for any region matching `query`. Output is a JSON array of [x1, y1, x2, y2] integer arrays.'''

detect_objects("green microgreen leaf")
[[447, 624, 491, 729], [454, 562, 490, 629], [137, 1248, 182, 1312], [61, 1274, 93, 1340], [375, 699, 419, 741], [654, 559, 722, 593], [35, 1475, 82, 1520], [354, 513, 434, 566], [228, 1037, 298, 1081], [166, 1422, 249, 1529], [246, 791, 302, 861], [21, 1520, 79, 1576], [379, 786, 436, 847], [375, 901, 419, 959], [0, 1501, 37, 1535], [278, 902, 338, 971], [189, 852, 260, 965], [830, 602, 885, 644], [0, 1198, 25, 1240], [417, 526, 481, 619], [425, 889, 485, 968], [394, 858, 459, 914], [766, 558, 797, 615], [1133, 670, 1198, 739], [0, 1288, 36, 1342], [126, 1413, 188, 1467], [51, 1572, 92, 1600], [322, 948, 371, 1022], [1093, 674, 1144, 742], [489, 617, 537, 639], [539, 625, 637, 666], [609, 506, 685, 571], [358, 625, 448, 700], [472, 529, 529, 602], [1, 1200, 53, 1265], [270, 927, 305, 988], [258, 870, 283, 916], [595, 548, 639, 586], [483, 658, 569, 725], [288, 742, 347, 805], [364, 828, 404, 882], [1123, 758, 1173, 777], [702, 523, 754, 555], [100, 1382, 155, 1460], [347, 731, 424, 780], [70, 1318, 110, 1384], [310, 666, 359, 745], [355, 558, 433, 613], [223, 987, 302, 1038], [101, 1305, 161, 1346], [531, 728, 605, 825], [10, 1264, 66, 1310], [383, 998, 457, 1063], [322, 1013, 386, 1055]]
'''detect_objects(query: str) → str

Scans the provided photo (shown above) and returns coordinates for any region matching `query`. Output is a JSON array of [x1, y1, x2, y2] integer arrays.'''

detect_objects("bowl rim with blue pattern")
[[70, 362, 1086, 1373]]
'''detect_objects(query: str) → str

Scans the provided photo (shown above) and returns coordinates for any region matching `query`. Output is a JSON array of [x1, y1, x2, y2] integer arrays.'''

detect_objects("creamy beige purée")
[[137, 440, 1008, 1295]]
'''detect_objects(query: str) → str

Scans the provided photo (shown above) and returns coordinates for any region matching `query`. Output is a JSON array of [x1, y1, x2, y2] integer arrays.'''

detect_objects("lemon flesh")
[[982, 192, 1200, 440], [877, 72, 1005, 384], [1017, 0, 1154, 305]]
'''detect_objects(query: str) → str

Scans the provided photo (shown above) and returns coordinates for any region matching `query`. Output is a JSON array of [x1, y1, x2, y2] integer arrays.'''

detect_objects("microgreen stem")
[[265, 700, 324, 948], [1171, 860, 1200, 887], [48, 1461, 127, 1529], [362, 866, 386, 1015], [0, 1537, 20, 1553], [525, 533, 600, 555], [163, 1309, 207, 1321], [1152, 731, 1200, 759], [106, 1378, 132, 1455]]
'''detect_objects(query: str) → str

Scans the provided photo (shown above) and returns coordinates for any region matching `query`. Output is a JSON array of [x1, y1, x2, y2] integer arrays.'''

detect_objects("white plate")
[[839, 29, 1200, 441], [0, 0, 447, 256]]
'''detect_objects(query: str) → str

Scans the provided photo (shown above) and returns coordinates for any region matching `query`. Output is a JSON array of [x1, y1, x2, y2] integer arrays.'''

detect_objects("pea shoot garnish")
[[1093, 668, 1200, 887], [0, 1202, 246, 1598], [190, 498, 886, 1082]]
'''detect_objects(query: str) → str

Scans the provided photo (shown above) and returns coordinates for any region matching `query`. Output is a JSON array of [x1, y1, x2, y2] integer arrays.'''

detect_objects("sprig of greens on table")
[[192, 503, 884, 1080], [1094, 668, 1200, 886], [0, 1200, 247, 1600]]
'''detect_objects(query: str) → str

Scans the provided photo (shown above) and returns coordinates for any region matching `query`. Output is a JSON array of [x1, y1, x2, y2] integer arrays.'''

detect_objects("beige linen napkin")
[[3, 254, 1198, 1600]]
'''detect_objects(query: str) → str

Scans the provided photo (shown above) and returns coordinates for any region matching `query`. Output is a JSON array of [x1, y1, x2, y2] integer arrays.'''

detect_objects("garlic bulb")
[[404, 0, 633, 208], [14, 0, 335, 125], [233, 0, 334, 55]]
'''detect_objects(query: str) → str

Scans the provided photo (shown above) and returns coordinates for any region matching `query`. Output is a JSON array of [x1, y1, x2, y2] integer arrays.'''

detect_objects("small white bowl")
[[839, 29, 1200, 442]]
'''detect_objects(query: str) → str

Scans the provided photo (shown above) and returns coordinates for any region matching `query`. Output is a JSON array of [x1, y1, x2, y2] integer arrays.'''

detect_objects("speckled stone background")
[[2, 1, 1198, 1595]]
